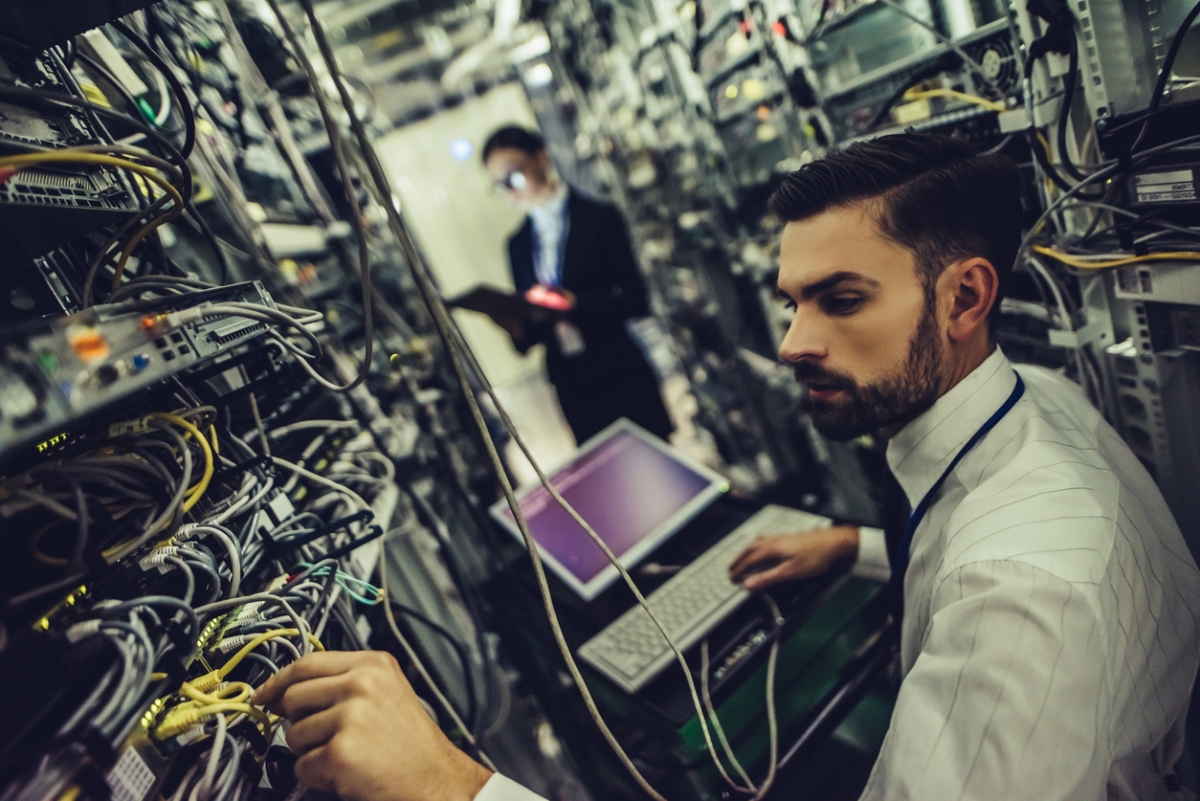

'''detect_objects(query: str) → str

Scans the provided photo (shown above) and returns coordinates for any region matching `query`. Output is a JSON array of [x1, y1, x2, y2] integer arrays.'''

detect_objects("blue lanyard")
[[887, 372, 1026, 620]]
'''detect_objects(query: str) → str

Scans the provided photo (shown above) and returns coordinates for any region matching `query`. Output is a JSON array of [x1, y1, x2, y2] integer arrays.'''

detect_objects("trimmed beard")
[[797, 298, 943, 442]]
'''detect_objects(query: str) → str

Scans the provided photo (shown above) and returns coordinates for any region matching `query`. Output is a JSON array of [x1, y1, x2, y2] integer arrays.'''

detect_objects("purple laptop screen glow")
[[498, 429, 714, 584]]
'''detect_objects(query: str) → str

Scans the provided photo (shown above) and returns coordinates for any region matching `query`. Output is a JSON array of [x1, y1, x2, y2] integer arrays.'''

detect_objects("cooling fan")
[[968, 36, 1019, 99]]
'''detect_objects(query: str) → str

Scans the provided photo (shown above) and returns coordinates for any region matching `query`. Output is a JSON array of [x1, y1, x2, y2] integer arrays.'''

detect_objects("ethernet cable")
[[0, 148, 185, 293], [150, 412, 214, 512], [280, 4, 783, 796], [901, 87, 1006, 113], [293, 562, 383, 605], [1016, 133, 1200, 271], [1031, 244, 1200, 269]]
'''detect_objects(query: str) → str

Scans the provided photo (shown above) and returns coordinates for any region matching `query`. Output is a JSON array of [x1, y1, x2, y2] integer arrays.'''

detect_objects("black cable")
[[76, 52, 141, 118], [405, 486, 495, 736], [307, 570, 339, 624], [1057, 37, 1091, 182], [62, 38, 78, 69], [1028, 133, 1077, 191], [186, 207, 232, 283], [812, 0, 831, 35], [70, 481, 89, 568], [0, 86, 192, 204], [265, 0, 375, 393], [865, 55, 965, 133], [108, 19, 197, 161], [385, 597, 478, 732], [1132, 0, 1200, 152]]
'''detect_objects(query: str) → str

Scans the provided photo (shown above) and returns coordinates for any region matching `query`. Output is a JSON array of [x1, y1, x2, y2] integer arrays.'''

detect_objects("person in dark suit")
[[481, 126, 673, 444]]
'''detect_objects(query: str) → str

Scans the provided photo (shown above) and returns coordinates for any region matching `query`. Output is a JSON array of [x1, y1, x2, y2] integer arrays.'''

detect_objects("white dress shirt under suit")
[[475, 348, 1200, 801], [527, 183, 570, 288]]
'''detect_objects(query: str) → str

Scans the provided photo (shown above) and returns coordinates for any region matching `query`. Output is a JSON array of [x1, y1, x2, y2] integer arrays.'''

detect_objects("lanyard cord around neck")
[[887, 372, 1026, 622]]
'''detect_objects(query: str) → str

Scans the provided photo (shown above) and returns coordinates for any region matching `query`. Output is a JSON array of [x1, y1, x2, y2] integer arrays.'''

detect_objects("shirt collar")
[[529, 183, 569, 221], [886, 347, 1015, 508]]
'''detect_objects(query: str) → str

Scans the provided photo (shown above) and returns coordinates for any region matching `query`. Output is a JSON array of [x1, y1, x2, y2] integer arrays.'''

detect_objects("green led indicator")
[[38, 350, 59, 373]]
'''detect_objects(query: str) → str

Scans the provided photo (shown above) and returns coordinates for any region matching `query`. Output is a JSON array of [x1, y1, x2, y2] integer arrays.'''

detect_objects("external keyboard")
[[576, 504, 831, 694]]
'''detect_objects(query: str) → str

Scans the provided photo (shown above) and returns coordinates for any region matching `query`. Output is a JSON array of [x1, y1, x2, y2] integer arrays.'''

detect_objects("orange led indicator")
[[69, 329, 110, 362]]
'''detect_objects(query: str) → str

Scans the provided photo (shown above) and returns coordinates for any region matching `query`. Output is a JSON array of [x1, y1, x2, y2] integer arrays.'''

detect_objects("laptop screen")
[[490, 419, 728, 600]]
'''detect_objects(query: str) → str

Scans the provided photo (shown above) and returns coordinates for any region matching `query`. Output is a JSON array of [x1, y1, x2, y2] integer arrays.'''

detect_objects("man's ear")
[[942, 257, 998, 344]]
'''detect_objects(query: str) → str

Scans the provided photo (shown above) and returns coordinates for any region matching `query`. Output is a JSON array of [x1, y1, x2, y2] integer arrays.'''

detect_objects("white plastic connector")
[[174, 523, 200, 541], [231, 602, 265, 624], [165, 306, 210, 328], [139, 547, 180, 570], [108, 415, 155, 438], [174, 724, 209, 746], [217, 634, 251, 654], [66, 620, 102, 642]]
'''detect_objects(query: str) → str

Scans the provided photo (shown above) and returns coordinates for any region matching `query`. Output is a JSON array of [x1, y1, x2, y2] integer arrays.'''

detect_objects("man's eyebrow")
[[796, 271, 880, 300]]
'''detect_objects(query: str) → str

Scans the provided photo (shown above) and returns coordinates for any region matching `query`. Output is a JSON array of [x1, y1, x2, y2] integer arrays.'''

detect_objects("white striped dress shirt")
[[474, 348, 1200, 801], [856, 347, 1200, 800]]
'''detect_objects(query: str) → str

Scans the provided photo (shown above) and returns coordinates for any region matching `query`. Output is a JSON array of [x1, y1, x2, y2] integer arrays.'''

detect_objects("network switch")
[[0, 282, 277, 464]]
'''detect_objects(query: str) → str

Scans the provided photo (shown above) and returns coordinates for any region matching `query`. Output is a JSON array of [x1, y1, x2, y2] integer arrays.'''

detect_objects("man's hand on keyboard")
[[254, 650, 493, 801], [728, 526, 860, 591]]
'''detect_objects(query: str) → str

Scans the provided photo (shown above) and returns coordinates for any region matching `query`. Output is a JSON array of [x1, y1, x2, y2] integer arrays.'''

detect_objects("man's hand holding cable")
[[728, 526, 860, 590], [254, 651, 492, 801]]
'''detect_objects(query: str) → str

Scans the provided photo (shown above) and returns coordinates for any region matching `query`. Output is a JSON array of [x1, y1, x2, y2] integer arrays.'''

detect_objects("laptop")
[[489, 418, 831, 693], [488, 418, 730, 601]]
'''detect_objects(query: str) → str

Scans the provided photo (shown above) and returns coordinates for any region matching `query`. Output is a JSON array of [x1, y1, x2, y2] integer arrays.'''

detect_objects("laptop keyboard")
[[576, 504, 831, 694]]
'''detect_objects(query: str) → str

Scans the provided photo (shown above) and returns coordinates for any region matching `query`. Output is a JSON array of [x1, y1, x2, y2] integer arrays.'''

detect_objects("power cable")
[[1131, 0, 1200, 152], [258, 0, 374, 394], [278, 2, 785, 796]]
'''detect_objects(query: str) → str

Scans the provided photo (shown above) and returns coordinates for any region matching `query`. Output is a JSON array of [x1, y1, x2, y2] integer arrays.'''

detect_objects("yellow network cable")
[[156, 636, 325, 740], [902, 87, 1008, 114], [190, 628, 325, 692], [150, 412, 214, 512], [179, 680, 255, 706], [0, 151, 185, 291], [30, 520, 69, 567], [0, 152, 182, 206], [1032, 244, 1200, 269], [155, 701, 273, 740]]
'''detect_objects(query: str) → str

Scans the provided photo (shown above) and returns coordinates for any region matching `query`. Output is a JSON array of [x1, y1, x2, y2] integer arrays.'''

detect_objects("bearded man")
[[254, 134, 1200, 801]]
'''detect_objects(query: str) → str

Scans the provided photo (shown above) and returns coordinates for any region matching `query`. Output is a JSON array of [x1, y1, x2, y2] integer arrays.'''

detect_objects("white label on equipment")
[[107, 747, 156, 801], [1136, 169, 1196, 203]]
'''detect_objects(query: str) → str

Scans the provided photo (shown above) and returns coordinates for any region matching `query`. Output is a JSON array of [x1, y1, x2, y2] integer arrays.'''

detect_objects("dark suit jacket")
[[506, 190, 672, 442]]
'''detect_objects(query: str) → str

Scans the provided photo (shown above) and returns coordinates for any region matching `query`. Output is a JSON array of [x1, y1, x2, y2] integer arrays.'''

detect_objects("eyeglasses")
[[496, 170, 528, 192]]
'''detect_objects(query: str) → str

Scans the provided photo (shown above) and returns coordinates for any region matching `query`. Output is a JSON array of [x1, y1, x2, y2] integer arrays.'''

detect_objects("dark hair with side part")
[[768, 132, 1023, 324], [481, 126, 546, 163]]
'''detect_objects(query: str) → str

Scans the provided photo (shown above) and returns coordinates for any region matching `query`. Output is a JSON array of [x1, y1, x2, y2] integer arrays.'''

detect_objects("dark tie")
[[879, 465, 911, 577]]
